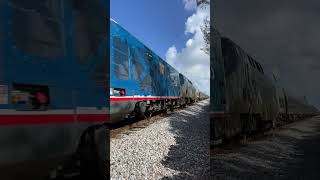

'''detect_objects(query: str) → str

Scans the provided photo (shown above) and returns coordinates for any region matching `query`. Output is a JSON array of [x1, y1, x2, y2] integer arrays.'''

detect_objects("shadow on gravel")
[[211, 135, 299, 180], [282, 122, 320, 180], [160, 100, 210, 180], [210, 116, 320, 180]]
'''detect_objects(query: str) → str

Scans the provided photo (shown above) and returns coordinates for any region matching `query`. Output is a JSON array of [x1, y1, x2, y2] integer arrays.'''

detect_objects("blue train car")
[[110, 19, 195, 122], [0, 0, 109, 179]]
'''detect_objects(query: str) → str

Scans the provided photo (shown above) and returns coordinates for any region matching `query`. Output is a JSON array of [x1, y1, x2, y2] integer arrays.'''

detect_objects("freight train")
[[0, 0, 109, 179], [110, 19, 207, 122], [210, 29, 319, 146]]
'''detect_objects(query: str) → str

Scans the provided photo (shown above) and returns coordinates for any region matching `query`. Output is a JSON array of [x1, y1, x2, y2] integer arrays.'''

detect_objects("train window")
[[248, 56, 254, 67], [258, 63, 264, 74], [10, 0, 65, 58], [247, 56, 253, 66], [170, 73, 179, 86], [167, 65, 178, 87], [223, 45, 239, 75], [251, 58, 255, 68], [73, 0, 105, 64], [144, 51, 153, 62], [257, 63, 263, 73], [139, 48, 152, 90], [113, 37, 129, 80], [252, 61, 257, 69], [149, 62, 158, 80], [253, 60, 259, 69], [179, 74, 185, 85], [254, 61, 263, 74], [132, 49, 144, 80], [12, 83, 50, 110], [159, 62, 165, 75]]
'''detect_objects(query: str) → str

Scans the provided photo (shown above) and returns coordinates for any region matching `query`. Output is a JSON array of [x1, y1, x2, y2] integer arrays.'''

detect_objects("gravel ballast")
[[110, 99, 210, 180], [211, 115, 320, 179]]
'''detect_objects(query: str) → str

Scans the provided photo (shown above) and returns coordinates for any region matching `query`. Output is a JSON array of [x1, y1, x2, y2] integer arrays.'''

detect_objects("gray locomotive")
[[211, 29, 319, 146]]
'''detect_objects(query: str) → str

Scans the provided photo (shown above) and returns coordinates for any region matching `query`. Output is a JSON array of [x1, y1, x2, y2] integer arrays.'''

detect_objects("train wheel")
[[79, 125, 109, 179]]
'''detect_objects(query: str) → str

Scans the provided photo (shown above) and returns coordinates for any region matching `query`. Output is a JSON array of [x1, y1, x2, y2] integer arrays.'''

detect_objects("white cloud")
[[183, 0, 197, 11], [165, 4, 210, 95]]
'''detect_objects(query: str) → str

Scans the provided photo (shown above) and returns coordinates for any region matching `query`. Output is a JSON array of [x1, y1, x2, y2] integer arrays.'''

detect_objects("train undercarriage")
[[127, 98, 197, 120], [213, 112, 318, 147], [213, 113, 274, 146]]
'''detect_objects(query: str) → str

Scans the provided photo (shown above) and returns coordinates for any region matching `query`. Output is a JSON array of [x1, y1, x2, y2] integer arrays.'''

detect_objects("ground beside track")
[[110, 99, 210, 180], [211, 115, 320, 180]]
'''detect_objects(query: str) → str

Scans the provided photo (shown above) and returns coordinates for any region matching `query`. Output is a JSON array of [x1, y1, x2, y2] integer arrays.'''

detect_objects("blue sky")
[[111, 0, 210, 95], [111, 0, 193, 59]]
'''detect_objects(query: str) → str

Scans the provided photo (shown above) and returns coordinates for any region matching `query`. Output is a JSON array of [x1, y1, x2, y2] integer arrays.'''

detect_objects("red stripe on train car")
[[0, 114, 110, 126]]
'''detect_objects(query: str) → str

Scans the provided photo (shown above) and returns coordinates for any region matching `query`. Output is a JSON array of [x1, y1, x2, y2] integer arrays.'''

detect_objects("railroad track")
[[109, 106, 187, 139]]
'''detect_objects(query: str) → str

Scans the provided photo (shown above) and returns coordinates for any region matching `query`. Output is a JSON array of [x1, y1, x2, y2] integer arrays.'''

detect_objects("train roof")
[[110, 19, 171, 66], [110, 18, 197, 86], [110, 18, 118, 24]]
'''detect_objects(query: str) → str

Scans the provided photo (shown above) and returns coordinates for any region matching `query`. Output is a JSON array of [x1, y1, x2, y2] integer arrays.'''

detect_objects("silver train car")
[[211, 30, 319, 146]]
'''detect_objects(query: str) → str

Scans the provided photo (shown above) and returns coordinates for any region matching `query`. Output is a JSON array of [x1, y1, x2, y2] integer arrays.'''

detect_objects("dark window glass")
[[11, 0, 62, 18], [248, 55, 253, 66], [169, 67, 179, 87], [113, 37, 129, 80], [12, 83, 50, 110], [257, 63, 263, 73], [252, 60, 258, 69], [254, 61, 262, 73], [179, 74, 185, 85], [144, 51, 153, 62], [150, 61, 158, 79], [10, 0, 64, 58], [253, 61, 257, 69], [258, 63, 264, 74], [132, 49, 144, 80], [73, 0, 105, 64], [139, 48, 152, 91], [221, 38, 239, 75], [159, 62, 165, 75]]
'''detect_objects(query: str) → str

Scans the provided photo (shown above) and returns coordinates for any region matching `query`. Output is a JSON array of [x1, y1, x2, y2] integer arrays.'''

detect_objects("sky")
[[111, 0, 210, 95], [214, 0, 320, 108]]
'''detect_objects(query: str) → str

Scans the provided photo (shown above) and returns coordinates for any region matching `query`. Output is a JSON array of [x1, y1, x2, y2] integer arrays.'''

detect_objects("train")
[[0, 1, 109, 179], [210, 28, 319, 146], [196, 90, 209, 102], [110, 19, 207, 122], [0, 1, 208, 178]]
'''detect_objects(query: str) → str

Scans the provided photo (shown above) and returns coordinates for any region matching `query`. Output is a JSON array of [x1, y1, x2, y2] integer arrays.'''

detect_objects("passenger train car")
[[211, 29, 319, 146], [0, 0, 109, 179], [110, 19, 205, 122]]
